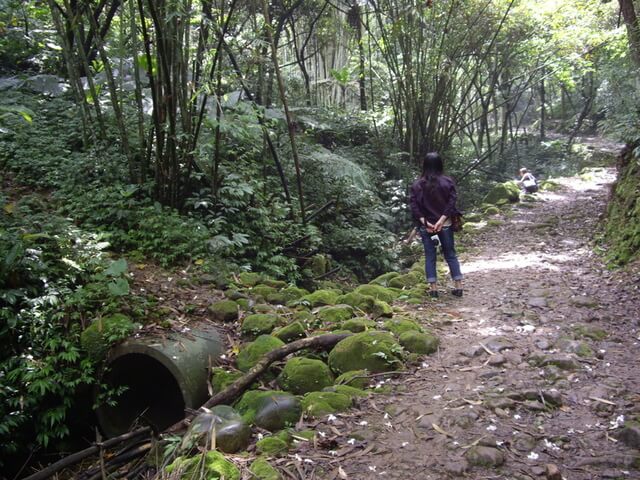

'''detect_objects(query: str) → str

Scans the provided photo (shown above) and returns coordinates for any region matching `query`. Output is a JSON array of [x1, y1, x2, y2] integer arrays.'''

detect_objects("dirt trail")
[[305, 167, 640, 479]]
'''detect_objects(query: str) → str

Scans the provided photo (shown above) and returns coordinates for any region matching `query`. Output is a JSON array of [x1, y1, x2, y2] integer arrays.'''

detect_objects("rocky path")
[[306, 168, 640, 479]]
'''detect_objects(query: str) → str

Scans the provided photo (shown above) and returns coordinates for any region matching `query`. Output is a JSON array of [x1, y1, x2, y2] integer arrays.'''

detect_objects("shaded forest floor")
[[291, 164, 640, 479]]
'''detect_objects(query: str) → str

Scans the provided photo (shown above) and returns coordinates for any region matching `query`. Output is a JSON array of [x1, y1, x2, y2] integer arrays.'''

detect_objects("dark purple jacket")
[[409, 175, 459, 225]]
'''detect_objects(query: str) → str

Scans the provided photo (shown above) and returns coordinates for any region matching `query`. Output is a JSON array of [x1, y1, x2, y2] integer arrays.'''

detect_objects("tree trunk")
[[619, 0, 640, 69]]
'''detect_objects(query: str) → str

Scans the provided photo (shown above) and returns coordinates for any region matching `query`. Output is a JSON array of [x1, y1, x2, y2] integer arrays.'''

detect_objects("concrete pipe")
[[95, 325, 224, 437]]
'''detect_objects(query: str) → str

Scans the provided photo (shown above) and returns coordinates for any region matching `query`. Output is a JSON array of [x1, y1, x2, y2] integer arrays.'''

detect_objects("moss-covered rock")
[[181, 406, 250, 453], [251, 284, 278, 299], [211, 368, 243, 393], [238, 272, 262, 287], [335, 369, 370, 389], [241, 314, 282, 337], [296, 289, 340, 307], [399, 331, 439, 354], [235, 390, 301, 431], [573, 324, 608, 340], [316, 304, 355, 324], [483, 181, 521, 205], [388, 273, 422, 289], [484, 206, 501, 215], [354, 284, 397, 303], [262, 279, 288, 289], [256, 437, 289, 456], [301, 391, 353, 417], [279, 286, 309, 303], [166, 451, 240, 480], [292, 310, 316, 327], [272, 321, 306, 343], [328, 331, 404, 374], [80, 313, 135, 361], [277, 357, 334, 394], [341, 317, 376, 333], [250, 457, 282, 479], [539, 180, 562, 192], [336, 292, 393, 318], [265, 292, 287, 305], [323, 384, 368, 398], [253, 304, 274, 313], [369, 272, 401, 287], [236, 335, 285, 372], [383, 317, 424, 336], [208, 300, 239, 322]]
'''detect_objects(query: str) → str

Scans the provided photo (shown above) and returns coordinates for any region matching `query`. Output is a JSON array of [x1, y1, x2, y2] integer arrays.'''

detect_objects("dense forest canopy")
[[1, 0, 640, 473]]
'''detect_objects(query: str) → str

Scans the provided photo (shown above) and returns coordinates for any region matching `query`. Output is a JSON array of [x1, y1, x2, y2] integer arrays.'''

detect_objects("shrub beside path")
[[305, 167, 640, 479]]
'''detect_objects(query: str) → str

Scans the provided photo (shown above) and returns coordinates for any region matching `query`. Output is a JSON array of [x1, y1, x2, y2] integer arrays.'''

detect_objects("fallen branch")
[[21, 427, 152, 480], [166, 333, 351, 433]]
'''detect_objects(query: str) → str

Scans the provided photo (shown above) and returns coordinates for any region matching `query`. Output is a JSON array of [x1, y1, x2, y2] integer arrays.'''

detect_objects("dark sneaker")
[[429, 290, 439, 298], [452, 289, 463, 297]]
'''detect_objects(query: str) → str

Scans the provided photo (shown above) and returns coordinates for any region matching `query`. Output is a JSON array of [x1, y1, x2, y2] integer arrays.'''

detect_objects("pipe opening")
[[97, 353, 186, 436]]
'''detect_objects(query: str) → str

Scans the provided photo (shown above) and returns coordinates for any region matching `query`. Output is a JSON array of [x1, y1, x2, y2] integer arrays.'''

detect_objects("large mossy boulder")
[[316, 304, 355, 324], [384, 317, 424, 336], [181, 406, 250, 453], [354, 284, 396, 303], [280, 286, 309, 303], [272, 321, 306, 343], [235, 390, 301, 431], [298, 289, 341, 307], [336, 292, 393, 318], [399, 331, 439, 354], [166, 451, 240, 480], [241, 313, 283, 337], [301, 391, 353, 417], [483, 181, 521, 205], [80, 313, 135, 361], [277, 357, 334, 394], [236, 335, 285, 372], [208, 300, 239, 322], [369, 272, 401, 287], [328, 331, 404, 374]]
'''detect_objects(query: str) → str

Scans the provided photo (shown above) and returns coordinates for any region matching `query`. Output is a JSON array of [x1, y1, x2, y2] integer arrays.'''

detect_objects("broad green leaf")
[[107, 278, 130, 296], [104, 259, 128, 277]]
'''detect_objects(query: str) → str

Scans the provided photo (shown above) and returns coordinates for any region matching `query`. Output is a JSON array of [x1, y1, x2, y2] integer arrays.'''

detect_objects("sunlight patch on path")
[[464, 250, 579, 274]]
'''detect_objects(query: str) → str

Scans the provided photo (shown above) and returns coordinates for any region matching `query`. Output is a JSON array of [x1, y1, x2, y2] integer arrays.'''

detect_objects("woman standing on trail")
[[409, 152, 464, 298]]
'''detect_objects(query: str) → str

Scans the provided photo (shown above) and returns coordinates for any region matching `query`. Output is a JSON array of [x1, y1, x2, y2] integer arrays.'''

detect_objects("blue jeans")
[[418, 226, 463, 284]]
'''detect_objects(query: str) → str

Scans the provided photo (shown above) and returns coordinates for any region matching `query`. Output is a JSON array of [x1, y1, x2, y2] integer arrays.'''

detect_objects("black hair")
[[421, 152, 444, 191]]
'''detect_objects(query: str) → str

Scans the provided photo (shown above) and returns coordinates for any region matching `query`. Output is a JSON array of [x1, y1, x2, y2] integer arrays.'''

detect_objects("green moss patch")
[[483, 181, 521, 205], [256, 437, 289, 456], [80, 313, 135, 361], [238, 272, 263, 287], [388, 272, 422, 289], [301, 391, 353, 417], [399, 331, 439, 354], [277, 357, 334, 394], [383, 317, 423, 336], [328, 331, 404, 374], [241, 313, 283, 337], [316, 304, 355, 324], [236, 335, 285, 372], [573, 325, 608, 341], [298, 289, 341, 307], [272, 321, 306, 343], [335, 369, 370, 389], [341, 317, 376, 333], [323, 384, 368, 398], [235, 390, 301, 431], [166, 451, 240, 480], [208, 300, 239, 322], [211, 368, 243, 393], [369, 272, 401, 287], [336, 292, 392, 318], [250, 457, 281, 479], [354, 284, 397, 303]]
